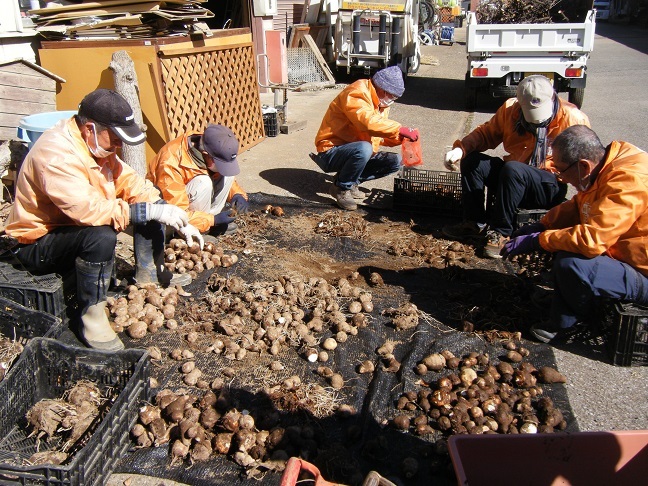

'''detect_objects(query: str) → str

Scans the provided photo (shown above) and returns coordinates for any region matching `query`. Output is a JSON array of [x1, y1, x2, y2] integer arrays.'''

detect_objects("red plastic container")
[[449, 431, 648, 486]]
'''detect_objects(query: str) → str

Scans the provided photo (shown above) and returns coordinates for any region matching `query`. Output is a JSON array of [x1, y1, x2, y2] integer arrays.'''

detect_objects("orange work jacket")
[[539, 141, 648, 276], [315, 79, 402, 154], [6, 117, 161, 244], [453, 97, 590, 172], [147, 132, 246, 233]]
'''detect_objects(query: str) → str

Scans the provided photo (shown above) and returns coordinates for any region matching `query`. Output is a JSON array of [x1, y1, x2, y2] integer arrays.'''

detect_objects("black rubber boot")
[[75, 256, 124, 351], [134, 221, 191, 287]]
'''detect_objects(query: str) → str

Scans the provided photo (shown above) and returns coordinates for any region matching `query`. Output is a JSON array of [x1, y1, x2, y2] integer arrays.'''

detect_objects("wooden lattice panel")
[[158, 43, 265, 152]]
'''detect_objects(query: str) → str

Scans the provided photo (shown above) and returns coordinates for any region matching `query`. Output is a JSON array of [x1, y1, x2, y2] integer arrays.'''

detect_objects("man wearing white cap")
[[5, 89, 201, 352], [148, 124, 248, 238], [311, 66, 418, 211], [442, 75, 590, 258]]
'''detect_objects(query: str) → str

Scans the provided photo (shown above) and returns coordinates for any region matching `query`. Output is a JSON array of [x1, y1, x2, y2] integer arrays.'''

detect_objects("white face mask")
[[379, 96, 395, 108], [87, 123, 115, 158]]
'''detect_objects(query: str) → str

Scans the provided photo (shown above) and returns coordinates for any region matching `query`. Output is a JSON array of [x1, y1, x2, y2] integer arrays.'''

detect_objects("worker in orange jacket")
[[5, 89, 201, 351], [502, 125, 648, 343], [442, 75, 590, 259], [311, 65, 418, 211], [148, 124, 248, 237]]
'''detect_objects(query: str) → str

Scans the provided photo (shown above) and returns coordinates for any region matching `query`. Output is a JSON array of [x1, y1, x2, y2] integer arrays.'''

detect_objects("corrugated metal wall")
[[273, 0, 306, 34]]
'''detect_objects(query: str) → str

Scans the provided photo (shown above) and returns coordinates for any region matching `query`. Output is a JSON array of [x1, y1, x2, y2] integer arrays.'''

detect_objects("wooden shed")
[[0, 59, 65, 142]]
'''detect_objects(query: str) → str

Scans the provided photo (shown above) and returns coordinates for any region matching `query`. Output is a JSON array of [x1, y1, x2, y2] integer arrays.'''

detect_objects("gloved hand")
[[500, 233, 541, 259], [177, 224, 204, 250], [213, 209, 236, 227], [511, 222, 545, 238], [148, 203, 188, 231], [444, 147, 463, 171], [230, 194, 249, 214], [399, 127, 419, 141]]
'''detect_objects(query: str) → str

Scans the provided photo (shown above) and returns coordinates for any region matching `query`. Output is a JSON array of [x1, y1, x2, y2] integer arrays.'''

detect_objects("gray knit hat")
[[372, 66, 405, 98]]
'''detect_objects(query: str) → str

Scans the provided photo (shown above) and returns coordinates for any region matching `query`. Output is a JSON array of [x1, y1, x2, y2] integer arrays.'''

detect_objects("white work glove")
[[148, 203, 188, 231], [178, 224, 204, 250], [444, 147, 463, 171]]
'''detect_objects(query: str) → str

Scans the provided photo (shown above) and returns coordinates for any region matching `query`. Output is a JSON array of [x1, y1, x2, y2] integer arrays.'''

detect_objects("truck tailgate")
[[466, 11, 595, 55]]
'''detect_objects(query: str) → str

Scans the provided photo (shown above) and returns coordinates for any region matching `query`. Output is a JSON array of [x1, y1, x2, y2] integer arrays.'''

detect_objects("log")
[[109, 50, 147, 177]]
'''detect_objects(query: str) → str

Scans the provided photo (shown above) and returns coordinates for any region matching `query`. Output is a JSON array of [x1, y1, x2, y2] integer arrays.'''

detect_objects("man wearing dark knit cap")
[[6, 89, 199, 352], [311, 65, 418, 211]]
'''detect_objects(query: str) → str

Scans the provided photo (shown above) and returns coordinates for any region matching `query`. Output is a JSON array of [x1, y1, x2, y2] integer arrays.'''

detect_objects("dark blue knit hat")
[[372, 66, 405, 97]]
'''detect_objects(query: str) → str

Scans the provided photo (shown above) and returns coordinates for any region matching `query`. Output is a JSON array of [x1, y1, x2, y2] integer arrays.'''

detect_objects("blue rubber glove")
[[213, 209, 236, 227], [230, 194, 249, 214], [511, 222, 545, 238], [500, 233, 541, 259]]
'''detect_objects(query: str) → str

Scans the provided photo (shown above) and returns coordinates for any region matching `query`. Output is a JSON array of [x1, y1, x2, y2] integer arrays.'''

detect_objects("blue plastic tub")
[[17, 110, 77, 150]]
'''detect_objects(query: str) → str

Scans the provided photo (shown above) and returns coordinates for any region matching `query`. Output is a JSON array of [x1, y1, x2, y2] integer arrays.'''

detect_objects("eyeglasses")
[[555, 161, 578, 178]]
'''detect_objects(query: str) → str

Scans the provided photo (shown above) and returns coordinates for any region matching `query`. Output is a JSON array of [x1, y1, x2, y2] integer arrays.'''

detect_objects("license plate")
[[525, 72, 555, 83]]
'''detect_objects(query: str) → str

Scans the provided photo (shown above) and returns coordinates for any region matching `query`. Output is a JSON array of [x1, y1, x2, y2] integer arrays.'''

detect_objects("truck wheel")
[[465, 87, 477, 110], [568, 88, 585, 109]]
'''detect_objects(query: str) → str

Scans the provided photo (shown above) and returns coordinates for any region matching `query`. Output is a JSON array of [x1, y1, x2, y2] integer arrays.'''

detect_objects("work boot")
[[349, 184, 364, 199], [134, 221, 192, 287], [482, 230, 508, 259], [75, 257, 124, 351], [442, 221, 486, 240], [333, 175, 363, 199], [329, 185, 358, 211]]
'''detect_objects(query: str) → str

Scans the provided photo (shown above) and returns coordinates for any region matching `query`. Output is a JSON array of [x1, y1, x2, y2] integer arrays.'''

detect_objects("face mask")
[[379, 96, 395, 108], [87, 123, 115, 158]]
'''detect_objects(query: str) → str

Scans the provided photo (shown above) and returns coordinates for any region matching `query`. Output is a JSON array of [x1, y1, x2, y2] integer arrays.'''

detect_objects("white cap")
[[517, 75, 555, 124]]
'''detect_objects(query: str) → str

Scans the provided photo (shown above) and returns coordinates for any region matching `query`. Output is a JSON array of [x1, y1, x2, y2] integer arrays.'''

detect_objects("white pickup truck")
[[464, 9, 596, 109]]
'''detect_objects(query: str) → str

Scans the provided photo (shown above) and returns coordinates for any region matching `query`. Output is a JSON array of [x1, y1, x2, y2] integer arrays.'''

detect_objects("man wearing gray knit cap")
[[311, 66, 418, 210]]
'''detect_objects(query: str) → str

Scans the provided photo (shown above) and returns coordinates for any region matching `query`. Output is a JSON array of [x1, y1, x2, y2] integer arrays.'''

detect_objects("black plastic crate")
[[603, 302, 648, 366], [0, 296, 63, 345], [0, 257, 65, 318], [0, 338, 150, 485], [393, 168, 462, 217], [514, 209, 548, 230], [263, 112, 278, 137]]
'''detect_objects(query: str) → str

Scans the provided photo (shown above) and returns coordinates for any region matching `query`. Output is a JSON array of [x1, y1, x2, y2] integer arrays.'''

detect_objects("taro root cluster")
[[392, 344, 569, 437], [132, 386, 328, 471], [0, 335, 23, 381], [108, 284, 180, 339], [197, 274, 374, 363], [389, 238, 474, 266], [164, 238, 239, 279], [24, 381, 106, 466]]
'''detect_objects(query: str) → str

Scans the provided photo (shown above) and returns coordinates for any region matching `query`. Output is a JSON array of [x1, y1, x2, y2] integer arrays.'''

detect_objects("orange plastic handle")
[[280, 457, 344, 486]]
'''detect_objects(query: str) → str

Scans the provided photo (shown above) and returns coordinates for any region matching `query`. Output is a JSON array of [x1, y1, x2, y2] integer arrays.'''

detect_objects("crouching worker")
[[5, 89, 202, 351], [310, 65, 418, 211], [442, 75, 590, 258], [148, 124, 248, 239], [501, 125, 648, 343]]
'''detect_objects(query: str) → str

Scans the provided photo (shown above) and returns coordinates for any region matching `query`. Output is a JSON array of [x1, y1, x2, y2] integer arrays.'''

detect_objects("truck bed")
[[466, 10, 596, 55]]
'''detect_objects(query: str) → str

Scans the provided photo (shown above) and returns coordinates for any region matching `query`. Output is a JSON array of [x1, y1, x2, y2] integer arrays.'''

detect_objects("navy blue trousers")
[[460, 152, 567, 236], [551, 252, 648, 329]]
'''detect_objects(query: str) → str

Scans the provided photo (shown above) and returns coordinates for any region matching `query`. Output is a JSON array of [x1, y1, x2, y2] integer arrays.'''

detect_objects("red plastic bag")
[[401, 129, 423, 167]]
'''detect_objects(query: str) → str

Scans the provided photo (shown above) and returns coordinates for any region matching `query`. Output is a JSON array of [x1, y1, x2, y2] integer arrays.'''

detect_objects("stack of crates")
[[0, 256, 65, 319]]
